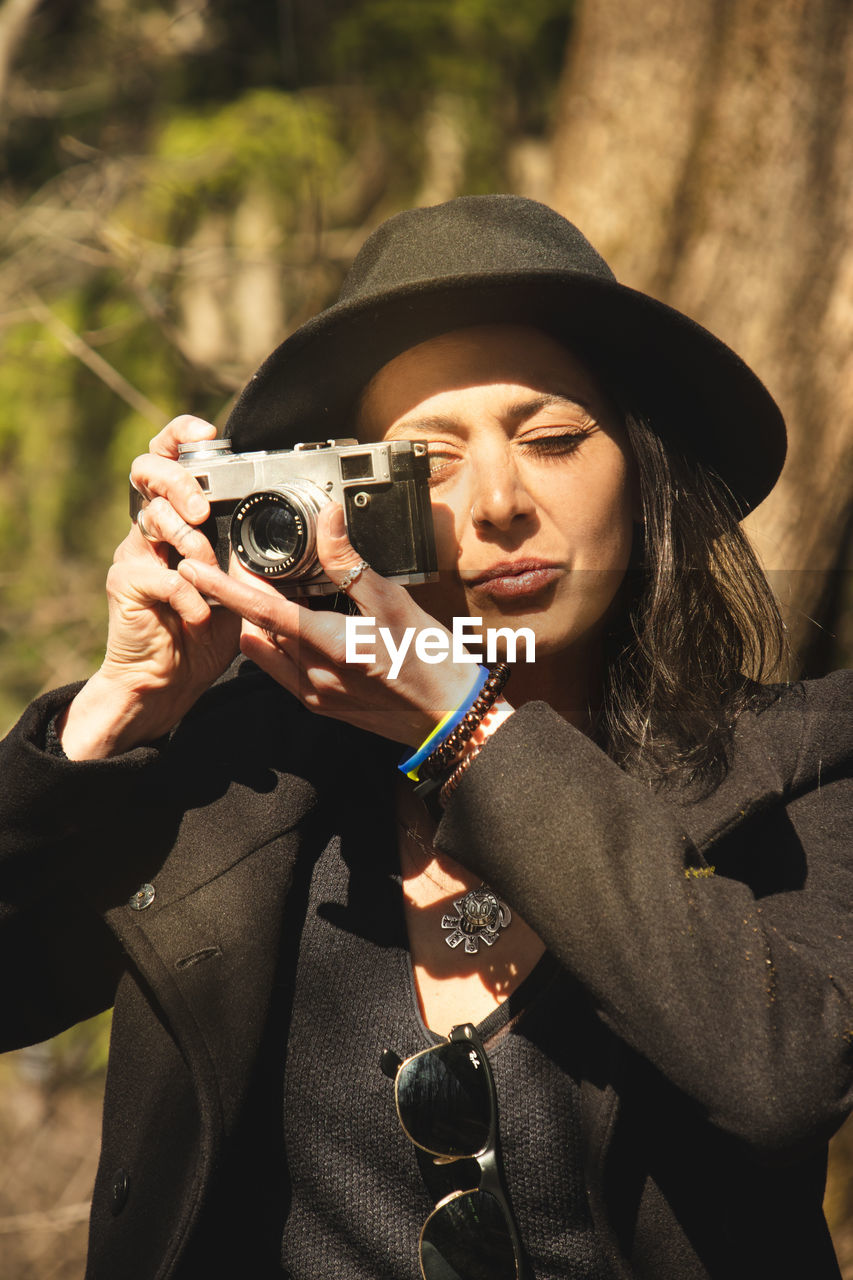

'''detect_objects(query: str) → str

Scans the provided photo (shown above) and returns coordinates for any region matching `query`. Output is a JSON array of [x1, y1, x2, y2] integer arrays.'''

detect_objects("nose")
[[469, 453, 536, 532]]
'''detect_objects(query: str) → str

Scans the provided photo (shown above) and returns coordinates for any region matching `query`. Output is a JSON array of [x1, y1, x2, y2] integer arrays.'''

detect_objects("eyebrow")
[[391, 392, 594, 436], [507, 392, 594, 419]]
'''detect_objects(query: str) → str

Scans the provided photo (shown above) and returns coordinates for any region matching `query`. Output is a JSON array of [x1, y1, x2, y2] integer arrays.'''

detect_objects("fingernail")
[[188, 494, 208, 521], [179, 560, 198, 585]]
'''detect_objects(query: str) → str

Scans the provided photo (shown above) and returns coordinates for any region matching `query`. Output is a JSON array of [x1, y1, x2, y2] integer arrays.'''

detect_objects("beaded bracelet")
[[418, 663, 510, 782], [439, 741, 484, 805], [398, 665, 490, 781]]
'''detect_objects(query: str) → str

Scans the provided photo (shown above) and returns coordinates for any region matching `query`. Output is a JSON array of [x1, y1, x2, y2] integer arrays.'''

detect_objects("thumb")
[[316, 502, 375, 595], [316, 502, 407, 617]]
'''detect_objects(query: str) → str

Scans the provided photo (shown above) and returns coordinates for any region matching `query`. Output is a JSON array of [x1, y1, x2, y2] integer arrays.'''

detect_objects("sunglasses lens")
[[397, 1040, 491, 1157], [420, 1189, 518, 1280]]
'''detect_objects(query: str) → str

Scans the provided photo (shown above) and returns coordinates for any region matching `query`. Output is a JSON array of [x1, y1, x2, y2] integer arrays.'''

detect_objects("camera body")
[[171, 437, 438, 596]]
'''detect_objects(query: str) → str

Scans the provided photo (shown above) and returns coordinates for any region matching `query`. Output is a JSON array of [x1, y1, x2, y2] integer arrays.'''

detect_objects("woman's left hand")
[[177, 503, 478, 747]]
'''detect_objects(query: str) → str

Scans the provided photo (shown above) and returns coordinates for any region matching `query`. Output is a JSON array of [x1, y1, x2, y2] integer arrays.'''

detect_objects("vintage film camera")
[[165, 437, 438, 596]]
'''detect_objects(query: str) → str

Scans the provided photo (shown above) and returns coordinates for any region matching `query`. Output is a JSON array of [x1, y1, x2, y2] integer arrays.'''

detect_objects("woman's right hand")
[[59, 416, 241, 759]]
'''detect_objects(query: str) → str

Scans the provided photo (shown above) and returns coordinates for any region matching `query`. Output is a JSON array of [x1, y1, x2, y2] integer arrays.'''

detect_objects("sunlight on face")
[[358, 325, 637, 661]]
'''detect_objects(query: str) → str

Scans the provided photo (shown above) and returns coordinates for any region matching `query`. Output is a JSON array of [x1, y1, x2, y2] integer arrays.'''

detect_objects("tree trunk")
[[549, 0, 853, 671], [0, 0, 41, 111]]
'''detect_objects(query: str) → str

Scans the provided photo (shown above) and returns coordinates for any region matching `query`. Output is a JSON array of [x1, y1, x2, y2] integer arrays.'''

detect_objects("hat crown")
[[337, 194, 616, 304]]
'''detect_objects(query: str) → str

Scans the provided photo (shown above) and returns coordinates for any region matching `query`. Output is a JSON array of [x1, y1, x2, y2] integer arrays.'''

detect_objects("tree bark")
[[549, 0, 853, 670]]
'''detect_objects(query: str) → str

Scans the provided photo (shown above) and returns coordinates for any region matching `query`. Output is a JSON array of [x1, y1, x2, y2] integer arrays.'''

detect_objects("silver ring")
[[135, 508, 160, 544], [337, 559, 370, 592]]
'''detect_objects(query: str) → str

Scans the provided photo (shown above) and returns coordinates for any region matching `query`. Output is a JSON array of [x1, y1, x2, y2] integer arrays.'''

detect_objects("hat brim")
[[225, 270, 786, 514]]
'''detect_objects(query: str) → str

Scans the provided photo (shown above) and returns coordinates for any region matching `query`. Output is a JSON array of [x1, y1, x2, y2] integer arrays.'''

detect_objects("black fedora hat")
[[225, 194, 786, 513]]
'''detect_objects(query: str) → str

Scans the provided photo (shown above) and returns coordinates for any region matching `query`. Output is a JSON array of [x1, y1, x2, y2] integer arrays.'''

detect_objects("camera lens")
[[230, 486, 325, 581], [250, 503, 301, 561]]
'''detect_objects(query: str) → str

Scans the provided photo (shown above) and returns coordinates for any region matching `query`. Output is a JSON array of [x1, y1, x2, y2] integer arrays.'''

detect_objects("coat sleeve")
[[435, 671, 853, 1160], [0, 661, 330, 1051], [0, 684, 169, 1049]]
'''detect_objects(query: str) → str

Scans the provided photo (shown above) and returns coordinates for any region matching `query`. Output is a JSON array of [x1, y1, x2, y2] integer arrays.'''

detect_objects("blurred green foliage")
[[151, 90, 344, 208]]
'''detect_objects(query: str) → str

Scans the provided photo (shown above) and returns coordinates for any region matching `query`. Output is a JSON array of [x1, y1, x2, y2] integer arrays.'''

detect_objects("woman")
[[2, 195, 851, 1279]]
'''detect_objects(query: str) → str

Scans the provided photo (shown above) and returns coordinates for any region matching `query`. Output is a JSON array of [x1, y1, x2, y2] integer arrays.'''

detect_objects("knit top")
[[279, 817, 609, 1279]]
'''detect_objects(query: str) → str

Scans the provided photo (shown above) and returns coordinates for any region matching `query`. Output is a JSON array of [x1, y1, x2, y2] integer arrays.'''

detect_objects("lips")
[[464, 560, 562, 600]]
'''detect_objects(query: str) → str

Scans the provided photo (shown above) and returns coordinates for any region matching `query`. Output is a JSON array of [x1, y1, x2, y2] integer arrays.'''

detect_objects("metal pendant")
[[441, 885, 512, 953]]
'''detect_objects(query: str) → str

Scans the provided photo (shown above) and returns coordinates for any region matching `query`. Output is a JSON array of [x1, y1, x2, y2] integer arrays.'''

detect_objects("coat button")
[[128, 883, 155, 911], [111, 1168, 131, 1215]]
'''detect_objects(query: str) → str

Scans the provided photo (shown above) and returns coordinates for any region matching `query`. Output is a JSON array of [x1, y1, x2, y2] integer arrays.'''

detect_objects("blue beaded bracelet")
[[398, 665, 490, 781]]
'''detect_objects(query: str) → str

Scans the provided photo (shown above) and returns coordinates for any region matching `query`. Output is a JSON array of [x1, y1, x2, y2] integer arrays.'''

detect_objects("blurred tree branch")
[[24, 290, 168, 428], [0, 1202, 91, 1234]]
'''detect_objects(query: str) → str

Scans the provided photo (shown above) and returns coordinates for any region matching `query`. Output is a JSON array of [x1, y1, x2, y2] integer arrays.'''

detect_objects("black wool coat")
[[1, 662, 852, 1279]]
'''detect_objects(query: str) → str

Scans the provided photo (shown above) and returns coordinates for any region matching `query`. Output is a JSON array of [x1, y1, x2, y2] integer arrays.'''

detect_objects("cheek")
[[562, 461, 635, 568]]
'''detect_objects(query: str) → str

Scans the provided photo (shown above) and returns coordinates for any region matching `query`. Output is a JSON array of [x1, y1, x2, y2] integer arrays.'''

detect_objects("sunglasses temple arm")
[[477, 1150, 532, 1280], [460, 1029, 532, 1280]]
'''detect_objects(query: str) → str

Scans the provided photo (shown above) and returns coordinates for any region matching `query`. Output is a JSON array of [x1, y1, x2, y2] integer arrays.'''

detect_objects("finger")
[[240, 628, 349, 713], [178, 558, 300, 631], [148, 415, 217, 460], [179, 557, 346, 653], [239, 626, 303, 684], [315, 503, 408, 620], [240, 611, 335, 663], [107, 559, 215, 630], [134, 507, 161, 545], [130, 452, 211, 526], [114, 519, 169, 568], [224, 557, 342, 628], [130, 497, 220, 565]]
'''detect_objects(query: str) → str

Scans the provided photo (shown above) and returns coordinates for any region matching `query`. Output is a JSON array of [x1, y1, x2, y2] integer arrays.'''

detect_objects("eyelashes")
[[427, 454, 455, 482], [518, 429, 593, 457], [427, 429, 594, 481]]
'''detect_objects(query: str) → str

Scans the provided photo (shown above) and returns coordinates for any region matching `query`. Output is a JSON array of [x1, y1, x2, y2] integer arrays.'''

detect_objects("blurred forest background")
[[0, 0, 851, 1274]]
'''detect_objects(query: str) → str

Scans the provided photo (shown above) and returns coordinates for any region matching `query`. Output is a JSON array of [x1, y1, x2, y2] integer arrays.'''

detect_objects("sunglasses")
[[380, 1023, 527, 1280]]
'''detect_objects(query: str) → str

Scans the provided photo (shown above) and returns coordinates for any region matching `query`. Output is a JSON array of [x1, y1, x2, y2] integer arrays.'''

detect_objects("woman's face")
[[358, 325, 636, 661]]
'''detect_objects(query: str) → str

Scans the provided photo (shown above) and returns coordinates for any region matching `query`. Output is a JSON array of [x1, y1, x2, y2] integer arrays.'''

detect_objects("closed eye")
[[427, 449, 461, 482], [519, 429, 593, 457]]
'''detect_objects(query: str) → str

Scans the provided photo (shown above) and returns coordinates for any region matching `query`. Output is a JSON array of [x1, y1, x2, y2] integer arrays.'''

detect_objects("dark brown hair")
[[600, 408, 788, 787]]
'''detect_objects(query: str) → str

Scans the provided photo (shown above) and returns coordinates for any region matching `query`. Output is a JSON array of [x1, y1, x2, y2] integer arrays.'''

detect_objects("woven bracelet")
[[398, 665, 489, 780], [419, 663, 510, 781]]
